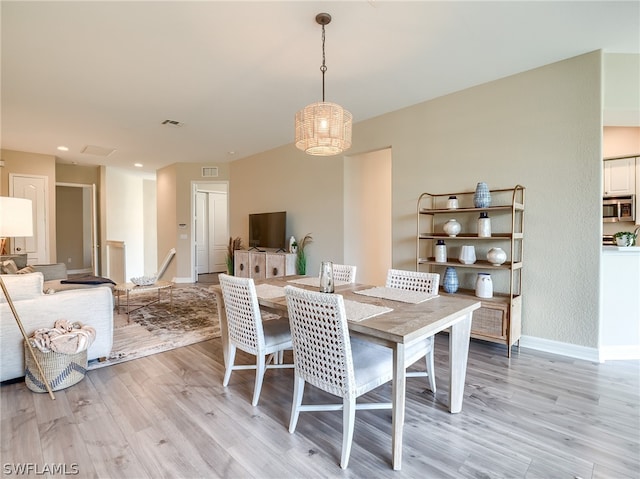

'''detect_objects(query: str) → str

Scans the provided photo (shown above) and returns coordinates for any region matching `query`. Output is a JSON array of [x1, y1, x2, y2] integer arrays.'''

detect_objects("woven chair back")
[[331, 264, 357, 283], [284, 285, 356, 399], [385, 269, 439, 294], [219, 274, 265, 355]]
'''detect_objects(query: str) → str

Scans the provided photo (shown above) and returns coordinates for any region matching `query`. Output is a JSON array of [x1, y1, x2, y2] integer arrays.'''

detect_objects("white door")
[[209, 191, 228, 273], [10, 174, 48, 264], [195, 191, 209, 274]]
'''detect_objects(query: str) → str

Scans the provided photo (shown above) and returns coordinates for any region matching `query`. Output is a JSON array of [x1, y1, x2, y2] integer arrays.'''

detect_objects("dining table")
[[210, 275, 481, 470]]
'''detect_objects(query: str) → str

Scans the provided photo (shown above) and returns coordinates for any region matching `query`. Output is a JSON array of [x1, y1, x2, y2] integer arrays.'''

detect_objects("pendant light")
[[295, 13, 352, 156]]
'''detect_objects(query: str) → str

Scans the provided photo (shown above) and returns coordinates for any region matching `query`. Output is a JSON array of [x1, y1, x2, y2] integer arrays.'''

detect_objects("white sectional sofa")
[[1, 272, 113, 382]]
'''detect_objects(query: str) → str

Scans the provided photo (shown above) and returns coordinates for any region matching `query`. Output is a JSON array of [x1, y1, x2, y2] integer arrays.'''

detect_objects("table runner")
[[344, 299, 393, 322], [354, 286, 439, 304], [254, 284, 286, 299], [287, 276, 350, 288]]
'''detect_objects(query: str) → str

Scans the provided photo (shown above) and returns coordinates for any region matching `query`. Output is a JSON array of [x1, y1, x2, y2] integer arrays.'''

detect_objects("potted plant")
[[226, 237, 244, 274], [613, 231, 637, 247], [296, 233, 313, 275]]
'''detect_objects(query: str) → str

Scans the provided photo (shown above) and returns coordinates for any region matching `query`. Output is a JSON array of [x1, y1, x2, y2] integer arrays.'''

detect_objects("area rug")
[[88, 285, 220, 370]]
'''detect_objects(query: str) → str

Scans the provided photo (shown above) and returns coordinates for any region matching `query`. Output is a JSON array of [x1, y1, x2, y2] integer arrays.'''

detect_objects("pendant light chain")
[[320, 23, 327, 102]]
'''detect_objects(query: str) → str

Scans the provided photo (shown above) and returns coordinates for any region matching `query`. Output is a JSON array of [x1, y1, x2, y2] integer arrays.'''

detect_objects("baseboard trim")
[[519, 335, 600, 363], [598, 345, 640, 362]]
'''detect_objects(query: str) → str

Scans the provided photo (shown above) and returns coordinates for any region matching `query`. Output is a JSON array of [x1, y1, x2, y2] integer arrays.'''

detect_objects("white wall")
[[105, 167, 155, 280]]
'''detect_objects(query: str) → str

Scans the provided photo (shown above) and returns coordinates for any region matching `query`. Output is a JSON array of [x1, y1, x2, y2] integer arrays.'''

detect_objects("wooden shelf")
[[416, 185, 525, 357]]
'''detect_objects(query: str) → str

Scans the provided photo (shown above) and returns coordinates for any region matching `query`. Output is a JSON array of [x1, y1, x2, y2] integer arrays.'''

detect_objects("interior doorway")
[[55, 183, 97, 274], [344, 148, 392, 285], [192, 182, 229, 282]]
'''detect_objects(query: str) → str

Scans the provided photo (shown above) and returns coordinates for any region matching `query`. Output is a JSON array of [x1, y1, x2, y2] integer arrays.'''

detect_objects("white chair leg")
[[289, 376, 305, 433], [223, 345, 236, 387], [340, 398, 356, 469], [252, 354, 267, 406]]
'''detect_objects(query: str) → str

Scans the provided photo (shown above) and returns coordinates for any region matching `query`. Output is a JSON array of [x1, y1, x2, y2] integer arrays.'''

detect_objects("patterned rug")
[[88, 284, 220, 369]]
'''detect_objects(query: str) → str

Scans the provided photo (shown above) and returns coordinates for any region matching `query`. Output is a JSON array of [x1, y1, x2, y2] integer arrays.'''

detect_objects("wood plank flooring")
[[1, 334, 638, 478]]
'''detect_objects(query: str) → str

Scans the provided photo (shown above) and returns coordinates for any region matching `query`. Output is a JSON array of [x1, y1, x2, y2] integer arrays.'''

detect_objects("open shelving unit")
[[417, 185, 525, 357]]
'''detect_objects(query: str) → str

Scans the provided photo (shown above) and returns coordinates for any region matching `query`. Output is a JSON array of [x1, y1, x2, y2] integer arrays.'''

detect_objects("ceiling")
[[2, 1, 639, 174]]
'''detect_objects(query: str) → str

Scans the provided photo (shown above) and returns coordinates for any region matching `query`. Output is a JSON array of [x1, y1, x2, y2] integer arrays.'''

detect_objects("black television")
[[248, 211, 287, 251]]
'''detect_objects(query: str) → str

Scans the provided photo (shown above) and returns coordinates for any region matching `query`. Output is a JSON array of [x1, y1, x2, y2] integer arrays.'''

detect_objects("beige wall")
[[229, 51, 603, 349], [603, 127, 640, 158], [157, 162, 230, 281], [0, 149, 57, 261]]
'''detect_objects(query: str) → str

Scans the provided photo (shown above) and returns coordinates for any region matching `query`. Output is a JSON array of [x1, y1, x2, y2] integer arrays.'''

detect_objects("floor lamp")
[[0, 196, 55, 399]]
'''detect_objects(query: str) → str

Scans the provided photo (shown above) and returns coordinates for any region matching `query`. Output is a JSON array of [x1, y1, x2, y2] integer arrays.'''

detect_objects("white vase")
[[475, 273, 493, 298], [443, 219, 461, 237], [458, 245, 476, 264], [487, 247, 507, 266]]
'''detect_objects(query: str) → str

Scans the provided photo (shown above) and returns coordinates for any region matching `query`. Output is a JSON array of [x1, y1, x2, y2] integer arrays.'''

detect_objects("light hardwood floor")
[[1, 334, 638, 478]]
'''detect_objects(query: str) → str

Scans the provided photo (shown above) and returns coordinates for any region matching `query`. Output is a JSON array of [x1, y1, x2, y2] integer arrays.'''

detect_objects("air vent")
[[202, 167, 219, 178], [81, 145, 116, 157], [161, 119, 184, 127]]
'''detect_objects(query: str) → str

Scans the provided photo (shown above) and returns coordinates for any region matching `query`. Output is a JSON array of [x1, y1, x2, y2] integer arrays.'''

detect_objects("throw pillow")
[[1, 260, 18, 274], [17, 265, 36, 274]]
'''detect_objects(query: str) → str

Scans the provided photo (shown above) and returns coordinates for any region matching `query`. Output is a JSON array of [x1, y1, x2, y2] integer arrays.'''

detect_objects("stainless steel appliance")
[[603, 195, 635, 223]]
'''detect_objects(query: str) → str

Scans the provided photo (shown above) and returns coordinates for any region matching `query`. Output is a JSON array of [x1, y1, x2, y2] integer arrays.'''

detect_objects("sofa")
[[0, 255, 115, 292], [0, 272, 114, 382]]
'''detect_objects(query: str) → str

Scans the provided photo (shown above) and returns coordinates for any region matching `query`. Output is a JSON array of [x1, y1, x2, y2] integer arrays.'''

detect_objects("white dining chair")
[[330, 264, 357, 283], [218, 273, 293, 406], [386, 268, 440, 393], [284, 285, 393, 469]]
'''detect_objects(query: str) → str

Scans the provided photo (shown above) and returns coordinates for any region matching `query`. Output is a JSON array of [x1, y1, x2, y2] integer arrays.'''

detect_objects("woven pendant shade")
[[295, 101, 353, 156]]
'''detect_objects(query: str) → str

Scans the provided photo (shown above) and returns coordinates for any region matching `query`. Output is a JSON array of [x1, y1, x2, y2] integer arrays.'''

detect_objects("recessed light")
[[57, 146, 69, 151], [134, 163, 143, 168]]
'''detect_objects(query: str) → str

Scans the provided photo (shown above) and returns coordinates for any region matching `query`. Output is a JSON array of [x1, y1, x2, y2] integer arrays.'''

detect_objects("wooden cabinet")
[[603, 157, 636, 196], [234, 250, 296, 279], [417, 185, 525, 357]]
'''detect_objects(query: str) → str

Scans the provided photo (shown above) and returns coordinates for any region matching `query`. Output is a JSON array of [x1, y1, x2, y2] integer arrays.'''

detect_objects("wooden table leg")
[[448, 312, 472, 413], [391, 343, 406, 470]]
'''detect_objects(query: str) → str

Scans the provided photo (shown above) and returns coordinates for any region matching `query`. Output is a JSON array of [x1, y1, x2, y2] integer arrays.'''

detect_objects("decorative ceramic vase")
[[473, 182, 492, 208], [477, 212, 491, 238], [289, 236, 297, 254], [319, 261, 334, 293], [434, 240, 447, 263], [443, 267, 459, 293], [487, 247, 507, 266], [443, 219, 461, 237], [458, 245, 476, 264], [475, 273, 493, 298], [447, 196, 459, 209]]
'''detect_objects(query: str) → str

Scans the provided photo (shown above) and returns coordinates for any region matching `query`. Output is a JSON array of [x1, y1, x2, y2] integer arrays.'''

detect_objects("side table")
[[114, 281, 173, 320]]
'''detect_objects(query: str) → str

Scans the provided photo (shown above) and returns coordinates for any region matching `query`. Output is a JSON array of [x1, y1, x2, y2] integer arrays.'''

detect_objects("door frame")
[[9, 173, 49, 263], [190, 180, 229, 282], [55, 182, 98, 274]]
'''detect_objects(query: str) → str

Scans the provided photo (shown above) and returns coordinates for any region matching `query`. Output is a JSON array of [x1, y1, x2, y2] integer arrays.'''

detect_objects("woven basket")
[[24, 343, 87, 393]]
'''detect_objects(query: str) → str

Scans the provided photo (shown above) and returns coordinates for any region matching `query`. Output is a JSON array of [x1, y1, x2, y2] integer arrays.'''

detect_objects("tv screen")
[[249, 211, 287, 251]]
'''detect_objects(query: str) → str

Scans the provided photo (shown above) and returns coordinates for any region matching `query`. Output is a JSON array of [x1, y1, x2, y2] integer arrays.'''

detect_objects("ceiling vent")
[[201, 167, 219, 178], [161, 119, 184, 128], [81, 145, 116, 156]]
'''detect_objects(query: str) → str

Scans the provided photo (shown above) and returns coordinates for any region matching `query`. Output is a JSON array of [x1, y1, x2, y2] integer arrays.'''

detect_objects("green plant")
[[295, 233, 313, 275], [613, 231, 637, 246], [226, 236, 244, 274]]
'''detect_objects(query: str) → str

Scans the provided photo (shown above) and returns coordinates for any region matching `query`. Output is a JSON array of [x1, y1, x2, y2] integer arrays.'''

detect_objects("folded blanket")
[[29, 319, 96, 354], [61, 275, 115, 285]]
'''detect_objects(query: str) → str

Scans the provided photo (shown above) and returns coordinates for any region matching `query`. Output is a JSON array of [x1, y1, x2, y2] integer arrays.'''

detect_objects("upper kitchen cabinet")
[[603, 157, 636, 196]]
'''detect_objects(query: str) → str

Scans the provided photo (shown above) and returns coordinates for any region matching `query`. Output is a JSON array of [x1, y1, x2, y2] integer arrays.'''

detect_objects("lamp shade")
[[295, 101, 353, 156], [0, 197, 33, 237]]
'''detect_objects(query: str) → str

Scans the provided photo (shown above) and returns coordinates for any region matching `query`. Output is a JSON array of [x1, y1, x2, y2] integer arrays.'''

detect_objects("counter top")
[[602, 246, 640, 253]]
